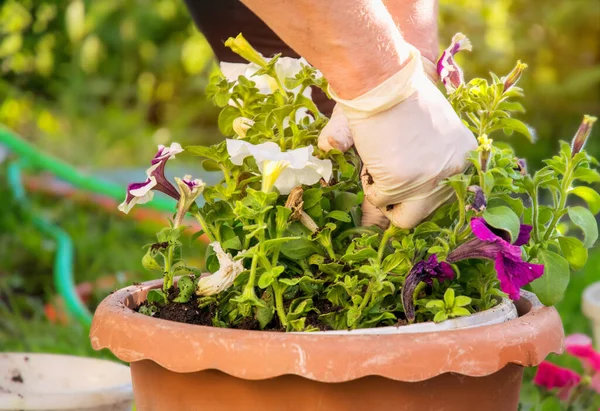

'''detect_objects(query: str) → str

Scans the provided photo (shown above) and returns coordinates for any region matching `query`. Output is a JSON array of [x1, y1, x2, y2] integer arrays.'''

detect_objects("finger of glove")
[[318, 104, 354, 152], [421, 56, 439, 84], [360, 198, 389, 229], [380, 185, 455, 229]]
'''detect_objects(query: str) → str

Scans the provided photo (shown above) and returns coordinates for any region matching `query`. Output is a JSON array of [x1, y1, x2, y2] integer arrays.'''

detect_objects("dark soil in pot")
[[136, 287, 340, 331]]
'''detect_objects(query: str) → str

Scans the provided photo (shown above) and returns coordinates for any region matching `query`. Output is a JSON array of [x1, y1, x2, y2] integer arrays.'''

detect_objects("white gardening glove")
[[319, 47, 476, 229]]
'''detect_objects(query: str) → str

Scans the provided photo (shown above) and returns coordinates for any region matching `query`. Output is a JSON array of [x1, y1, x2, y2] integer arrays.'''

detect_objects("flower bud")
[[476, 134, 492, 172], [514, 158, 527, 176], [503, 61, 527, 91], [465, 186, 487, 213], [232, 117, 254, 139], [224, 33, 267, 68], [571, 115, 597, 156]]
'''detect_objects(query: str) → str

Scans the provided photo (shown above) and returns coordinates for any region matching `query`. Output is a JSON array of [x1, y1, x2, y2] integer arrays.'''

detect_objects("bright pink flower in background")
[[565, 334, 600, 372], [534, 361, 581, 400]]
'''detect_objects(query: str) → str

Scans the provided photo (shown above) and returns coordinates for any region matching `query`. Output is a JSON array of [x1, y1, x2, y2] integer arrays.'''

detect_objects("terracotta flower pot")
[[90, 278, 564, 411]]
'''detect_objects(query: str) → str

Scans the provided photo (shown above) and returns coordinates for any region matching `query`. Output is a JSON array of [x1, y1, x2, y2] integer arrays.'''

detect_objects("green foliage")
[[139, 34, 598, 332]]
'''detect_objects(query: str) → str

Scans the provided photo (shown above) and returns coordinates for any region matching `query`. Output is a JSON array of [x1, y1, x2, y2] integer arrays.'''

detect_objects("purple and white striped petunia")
[[437, 33, 472, 94], [447, 217, 544, 300], [118, 143, 183, 214], [118, 177, 157, 214]]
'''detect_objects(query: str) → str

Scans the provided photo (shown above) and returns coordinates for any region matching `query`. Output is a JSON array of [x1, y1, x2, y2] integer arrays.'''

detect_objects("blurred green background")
[[0, 0, 598, 404]]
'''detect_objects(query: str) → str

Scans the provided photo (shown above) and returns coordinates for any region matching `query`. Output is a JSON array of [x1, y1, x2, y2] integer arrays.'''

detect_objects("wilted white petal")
[[196, 242, 245, 296]]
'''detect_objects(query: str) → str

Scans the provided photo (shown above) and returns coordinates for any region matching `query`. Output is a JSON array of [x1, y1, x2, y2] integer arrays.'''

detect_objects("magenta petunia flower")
[[565, 334, 600, 371], [402, 255, 455, 322], [118, 143, 183, 214], [437, 33, 472, 94], [447, 217, 543, 300], [534, 361, 581, 400]]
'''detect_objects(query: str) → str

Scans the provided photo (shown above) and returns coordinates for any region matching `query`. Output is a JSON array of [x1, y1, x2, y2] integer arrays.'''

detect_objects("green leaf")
[[174, 276, 195, 303], [326, 210, 351, 223], [539, 397, 562, 411], [147, 289, 166, 304], [280, 238, 321, 259], [570, 186, 600, 214], [573, 168, 600, 183], [443, 288, 455, 307], [425, 300, 445, 310], [494, 118, 535, 142], [454, 296, 472, 307], [558, 237, 588, 271], [302, 188, 323, 209], [568, 206, 598, 248], [433, 311, 448, 323], [346, 306, 361, 327], [483, 206, 521, 243], [341, 247, 378, 262], [332, 192, 358, 212], [451, 307, 471, 317], [218, 105, 241, 136], [202, 159, 221, 172], [530, 249, 570, 306]]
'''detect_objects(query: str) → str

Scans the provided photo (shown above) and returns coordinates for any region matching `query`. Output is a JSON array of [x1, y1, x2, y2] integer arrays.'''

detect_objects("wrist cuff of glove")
[[327, 45, 429, 120]]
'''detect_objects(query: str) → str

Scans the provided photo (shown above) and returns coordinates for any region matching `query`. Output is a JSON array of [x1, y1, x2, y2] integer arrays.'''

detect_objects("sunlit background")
[[0, 0, 598, 403]]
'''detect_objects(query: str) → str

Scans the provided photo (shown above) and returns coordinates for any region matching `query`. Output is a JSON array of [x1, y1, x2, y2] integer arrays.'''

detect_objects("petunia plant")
[[121, 33, 599, 331]]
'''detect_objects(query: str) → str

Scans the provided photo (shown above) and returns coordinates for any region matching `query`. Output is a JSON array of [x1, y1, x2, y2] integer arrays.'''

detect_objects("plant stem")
[[531, 188, 541, 242], [193, 212, 216, 243], [273, 283, 288, 327], [377, 226, 396, 265], [543, 165, 573, 242], [244, 253, 260, 294]]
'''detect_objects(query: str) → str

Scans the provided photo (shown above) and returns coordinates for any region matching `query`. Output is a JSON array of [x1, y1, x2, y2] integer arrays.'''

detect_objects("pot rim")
[[90, 278, 564, 383]]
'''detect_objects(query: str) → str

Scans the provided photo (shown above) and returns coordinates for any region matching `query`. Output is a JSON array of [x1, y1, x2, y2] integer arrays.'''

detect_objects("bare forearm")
[[383, 0, 438, 62], [239, 0, 410, 99]]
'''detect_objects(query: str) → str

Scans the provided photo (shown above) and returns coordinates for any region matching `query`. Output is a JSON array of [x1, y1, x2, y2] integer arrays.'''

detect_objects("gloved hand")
[[319, 47, 476, 229]]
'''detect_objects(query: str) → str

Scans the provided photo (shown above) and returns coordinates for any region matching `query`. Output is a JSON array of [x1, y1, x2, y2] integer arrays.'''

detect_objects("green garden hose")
[[0, 127, 174, 212], [0, 127, 175, 325], [7, 159, 92, 326]]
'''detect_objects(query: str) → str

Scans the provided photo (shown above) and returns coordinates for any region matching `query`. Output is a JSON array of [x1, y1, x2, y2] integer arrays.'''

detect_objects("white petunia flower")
[[196, 242, 245, 296], [226, 139, 332, 194]]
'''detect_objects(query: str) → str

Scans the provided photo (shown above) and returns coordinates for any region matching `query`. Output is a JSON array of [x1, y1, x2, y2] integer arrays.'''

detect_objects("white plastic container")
[[0, 353, 133, 411], [583, 282, 600, 350]]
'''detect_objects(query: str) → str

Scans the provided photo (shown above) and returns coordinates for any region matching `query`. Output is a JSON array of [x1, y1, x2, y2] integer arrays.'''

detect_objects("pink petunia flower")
[[534, 361, 581, 400], [447, 217, 544, 300], [565, 334, 600, 372]]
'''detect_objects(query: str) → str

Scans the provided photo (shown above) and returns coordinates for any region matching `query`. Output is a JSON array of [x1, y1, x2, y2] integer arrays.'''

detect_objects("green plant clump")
[[121, 33, 598, 332]]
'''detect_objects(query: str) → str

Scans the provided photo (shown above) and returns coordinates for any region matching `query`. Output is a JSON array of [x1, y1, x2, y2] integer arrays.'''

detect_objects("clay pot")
[[90, 278, 564, 411]]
